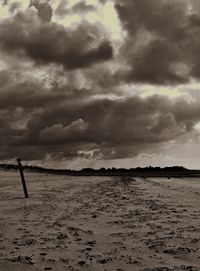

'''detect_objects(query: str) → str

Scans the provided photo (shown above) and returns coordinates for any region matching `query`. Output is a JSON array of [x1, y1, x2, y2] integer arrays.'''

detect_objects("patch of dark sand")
[[6, 255, 34, 264], [163, 247, 194, 255]]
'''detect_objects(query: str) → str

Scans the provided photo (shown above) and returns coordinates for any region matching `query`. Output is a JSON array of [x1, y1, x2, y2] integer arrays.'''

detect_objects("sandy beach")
[[0, 171, 200, 271]]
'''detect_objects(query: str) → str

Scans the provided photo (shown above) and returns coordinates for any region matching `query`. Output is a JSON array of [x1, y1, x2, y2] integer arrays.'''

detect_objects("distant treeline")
[[0, 163, 199, 177]]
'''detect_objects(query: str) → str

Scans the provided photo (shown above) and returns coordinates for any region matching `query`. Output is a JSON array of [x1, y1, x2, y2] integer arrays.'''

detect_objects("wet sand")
[[0, 171, 200, 271]]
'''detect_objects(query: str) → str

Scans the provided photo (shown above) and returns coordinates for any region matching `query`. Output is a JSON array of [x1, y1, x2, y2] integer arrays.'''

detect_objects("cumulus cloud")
[[0, 65, 200, 164], [39, 119, 89, 143], [115, 0, 200, 84], [0, 8, 113, 70], [55, 1, 96, 17], [8, 1, 21, 13], [2, 92, 198, 161], [29, 0, 53, 23], [1, 0, 200, 168]]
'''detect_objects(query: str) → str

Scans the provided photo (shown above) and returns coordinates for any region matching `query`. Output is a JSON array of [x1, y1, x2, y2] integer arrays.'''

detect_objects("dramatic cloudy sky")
[[1, 0, 200, 169]]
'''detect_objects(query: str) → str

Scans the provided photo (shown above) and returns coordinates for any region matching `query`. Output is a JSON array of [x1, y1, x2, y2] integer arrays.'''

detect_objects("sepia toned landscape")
[[1, 169, 200, 271], [2, 0, 200, 270]]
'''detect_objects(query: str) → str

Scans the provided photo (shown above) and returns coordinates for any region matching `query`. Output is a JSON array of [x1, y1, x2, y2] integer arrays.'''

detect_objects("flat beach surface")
[[0, 171, 200, 271]]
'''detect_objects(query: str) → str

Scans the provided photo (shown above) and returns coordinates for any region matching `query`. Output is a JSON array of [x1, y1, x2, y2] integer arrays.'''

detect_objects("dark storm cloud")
[[1, 64, 200, 162], [54, 0, 68, 17], [0, 82, 65, 109], [2, 92, 199, 161], [116, 0, 187, 37], [0, 144, 80, 161], [29, 0, 53, 23], [55, 0, 96, 17], [115, 0, 200, 84], [122, 38, 186, 85], [39, 119, 89, 143], [0, 9, 113, 70], [0, 69, 68, 109], [2, 0, 200, 165]]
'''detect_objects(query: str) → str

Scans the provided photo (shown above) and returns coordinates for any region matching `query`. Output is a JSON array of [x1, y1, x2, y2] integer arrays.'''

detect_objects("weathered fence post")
[[17, 158, 29, 198]]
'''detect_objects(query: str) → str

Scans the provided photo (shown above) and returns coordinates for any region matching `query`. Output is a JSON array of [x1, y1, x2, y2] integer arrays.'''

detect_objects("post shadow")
[[17, 158, 29, 198]]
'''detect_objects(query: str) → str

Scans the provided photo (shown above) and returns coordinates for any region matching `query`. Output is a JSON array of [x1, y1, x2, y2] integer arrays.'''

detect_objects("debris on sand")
[[6, 255, 34, 264]]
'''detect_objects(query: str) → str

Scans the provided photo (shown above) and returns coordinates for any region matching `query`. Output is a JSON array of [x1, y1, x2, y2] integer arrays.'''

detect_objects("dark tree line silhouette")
[[0, 163, 199, 177]]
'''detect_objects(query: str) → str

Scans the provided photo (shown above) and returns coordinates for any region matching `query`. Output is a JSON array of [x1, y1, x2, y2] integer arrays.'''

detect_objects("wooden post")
[[17, 158, 29, 198]]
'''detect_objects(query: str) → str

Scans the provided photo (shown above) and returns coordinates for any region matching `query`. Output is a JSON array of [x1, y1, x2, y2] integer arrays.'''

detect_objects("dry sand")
[[0, 171, 200, 271]]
